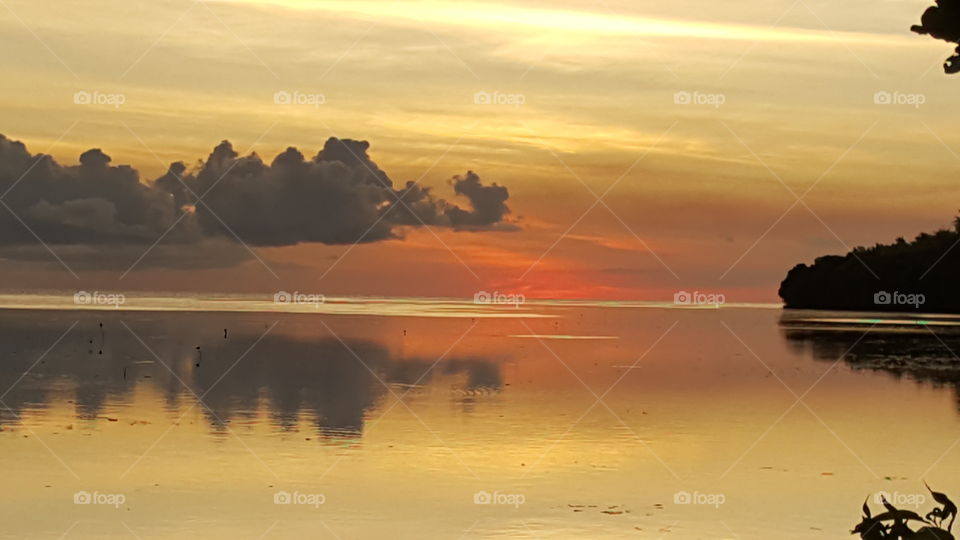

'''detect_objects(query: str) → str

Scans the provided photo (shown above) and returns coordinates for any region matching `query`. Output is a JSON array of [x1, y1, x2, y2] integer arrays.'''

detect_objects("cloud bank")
[[0, 134, 515, 266]]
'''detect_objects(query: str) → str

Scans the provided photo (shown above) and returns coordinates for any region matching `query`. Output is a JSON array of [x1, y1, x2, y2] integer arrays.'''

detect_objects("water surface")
[[0, 300, 958, 538]]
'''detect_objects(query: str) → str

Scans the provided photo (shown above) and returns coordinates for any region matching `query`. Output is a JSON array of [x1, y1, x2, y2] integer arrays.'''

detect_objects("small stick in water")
[[195, 346, 202, 367], [224, 328, 228, 339]]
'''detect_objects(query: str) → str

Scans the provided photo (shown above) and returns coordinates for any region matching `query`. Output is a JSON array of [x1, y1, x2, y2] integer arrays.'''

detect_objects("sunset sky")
[[0, 0, 956, 301]]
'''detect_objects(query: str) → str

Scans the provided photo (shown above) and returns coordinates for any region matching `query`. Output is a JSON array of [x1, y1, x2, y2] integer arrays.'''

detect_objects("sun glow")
[[212, 0, 906, 45]]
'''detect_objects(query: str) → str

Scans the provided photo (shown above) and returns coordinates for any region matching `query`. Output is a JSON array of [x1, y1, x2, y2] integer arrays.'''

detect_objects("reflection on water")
[[781, 310, 960, 408], [5, 305, 960, 539], [0, 311, 502, 438]]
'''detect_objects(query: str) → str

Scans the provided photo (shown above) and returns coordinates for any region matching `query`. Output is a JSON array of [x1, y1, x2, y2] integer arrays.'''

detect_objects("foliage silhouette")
[[779, 215, 960, 313], [854, 487, 956, 539], [912, 0, 960, 74]]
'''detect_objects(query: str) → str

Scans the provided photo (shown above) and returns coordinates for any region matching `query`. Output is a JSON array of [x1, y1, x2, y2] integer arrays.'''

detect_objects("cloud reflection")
[[0, 311, 502, 439]]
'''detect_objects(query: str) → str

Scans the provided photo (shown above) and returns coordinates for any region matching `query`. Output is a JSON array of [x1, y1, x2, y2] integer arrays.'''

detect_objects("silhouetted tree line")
[[912, 0, 960, 74], [779, 216, 960, 312]]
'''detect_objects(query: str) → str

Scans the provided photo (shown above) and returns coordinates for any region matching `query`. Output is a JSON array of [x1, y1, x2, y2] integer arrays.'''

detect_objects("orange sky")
[[0, 0, 956, 301]]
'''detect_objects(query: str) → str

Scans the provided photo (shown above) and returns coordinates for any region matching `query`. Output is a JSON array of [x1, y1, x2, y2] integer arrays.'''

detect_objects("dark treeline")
[[779, 216, 960, 312]]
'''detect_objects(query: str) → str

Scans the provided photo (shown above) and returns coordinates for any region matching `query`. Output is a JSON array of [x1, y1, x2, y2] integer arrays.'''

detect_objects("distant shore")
[[779, 217, 960, 314]]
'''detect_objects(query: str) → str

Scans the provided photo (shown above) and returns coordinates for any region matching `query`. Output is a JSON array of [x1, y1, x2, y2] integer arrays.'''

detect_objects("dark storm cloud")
[[0, 136, 192, 245], [446, 171, 512, 230], [0, 134, 515, 263], [177, 138, 516, 245]]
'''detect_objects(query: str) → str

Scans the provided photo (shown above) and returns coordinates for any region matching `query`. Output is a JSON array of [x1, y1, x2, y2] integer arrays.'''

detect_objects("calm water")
[[1, 299, 959, 538]]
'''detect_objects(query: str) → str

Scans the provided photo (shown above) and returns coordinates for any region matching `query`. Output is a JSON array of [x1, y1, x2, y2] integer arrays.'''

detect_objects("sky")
[[0, 0, 956, 301]]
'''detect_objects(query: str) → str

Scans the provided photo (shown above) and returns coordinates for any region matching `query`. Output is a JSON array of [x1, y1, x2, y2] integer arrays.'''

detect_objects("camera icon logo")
[[74, 491, 92, 504], [473, 91, 492, 105], [674, 91, 692, 105], [274, 291, 292, 303], [273, 91, 292, 105], [273, 491, 292, 505], [874, 91, 892, 105], [473, 490, 492, 505], [874, 291, 892, 305], [673, 291, 692, 305], [873, 491, 892, 505], [673, 491, 692, 505], [73, 91, 92, 105], [74, 291, 91, 305], [473, 291, 491, 304]]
